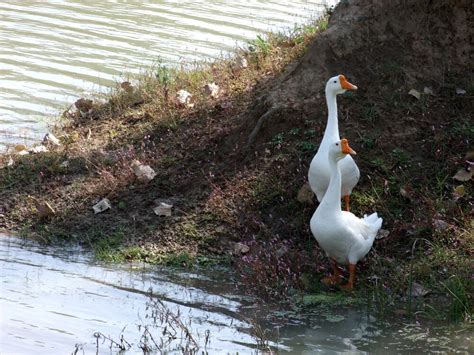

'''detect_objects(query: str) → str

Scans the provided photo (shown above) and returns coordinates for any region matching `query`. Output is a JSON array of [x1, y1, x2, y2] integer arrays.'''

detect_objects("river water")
[[0, 0, 335, 150], [1, 235, 472, 354]]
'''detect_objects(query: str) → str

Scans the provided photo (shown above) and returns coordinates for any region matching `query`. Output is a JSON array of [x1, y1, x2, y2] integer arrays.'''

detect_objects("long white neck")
[[319, 156, 342, 212], [321, 90, 339, 145]]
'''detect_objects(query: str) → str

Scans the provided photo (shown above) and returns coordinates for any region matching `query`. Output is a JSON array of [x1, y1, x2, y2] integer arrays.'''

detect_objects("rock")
[[43, 133, 60, 146], [408, 89, 421, 100], [297, 183, 314, 204], [175, 89, 194, 108], [59, 161, 70, 169], [35, 200, 55, 219], [233, 242, 250, 255], [29, 145, 49, 154], [409, 282, 430, 297], [93, 198, 111, 214], [17, 150, 29, 156], [7, 157, 14, 167], [131, 160, 156, 183], [455, 88, 466, 95], [204, 82, 220, 99], [153, 202, 173, 216]]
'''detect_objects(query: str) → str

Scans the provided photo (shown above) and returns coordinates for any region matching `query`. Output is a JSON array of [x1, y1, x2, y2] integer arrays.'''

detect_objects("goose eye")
[[335, 143, 339, 146], [333, 80, 337, 83]]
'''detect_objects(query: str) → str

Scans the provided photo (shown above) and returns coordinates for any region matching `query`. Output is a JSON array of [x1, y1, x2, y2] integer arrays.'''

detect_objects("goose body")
[[310, 139, 382, 290], [309, 75, 360, 210]]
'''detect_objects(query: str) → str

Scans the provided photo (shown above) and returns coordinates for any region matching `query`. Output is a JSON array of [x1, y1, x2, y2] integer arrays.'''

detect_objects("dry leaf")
[[376, 229, 390, 240], [43, 133, 60, 146], [409, 282, 430, 297], [15, 144, 27, 152], [120, 81, 134, 94], [423, 86, 434, 95], [233, 242, 250, 255], [35, 201, 56, 219], [29, 145, 49, 154], [204, 82, 220, 99], [453, 185, 466, 199], [453, 168, 473, 182], [297, 183, 314, 204], [408, 89, 421, 100], [176, 89, 194, 108]]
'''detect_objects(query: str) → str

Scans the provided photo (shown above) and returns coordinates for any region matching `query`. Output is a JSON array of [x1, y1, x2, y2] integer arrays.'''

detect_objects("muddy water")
[[0, 0, 335, 150], [1, 235, 472, 354]]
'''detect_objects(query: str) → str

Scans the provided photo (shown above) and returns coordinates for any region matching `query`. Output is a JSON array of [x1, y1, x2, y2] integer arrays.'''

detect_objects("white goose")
[[310, 139, 382, 290], [308, 75, 359, 211]]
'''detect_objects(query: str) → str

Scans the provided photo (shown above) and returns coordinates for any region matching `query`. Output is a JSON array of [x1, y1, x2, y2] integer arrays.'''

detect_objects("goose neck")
[[320, 157, 342, 212], [323, 91, 340, 141]]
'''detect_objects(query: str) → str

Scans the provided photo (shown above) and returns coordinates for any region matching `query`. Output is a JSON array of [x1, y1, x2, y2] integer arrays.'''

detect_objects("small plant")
[[442, 276, 472, 322], [362, 103, 377, 122], [270, 132, 285, 146], [297, 141, 317, 153], [248, 35, 271, 56]]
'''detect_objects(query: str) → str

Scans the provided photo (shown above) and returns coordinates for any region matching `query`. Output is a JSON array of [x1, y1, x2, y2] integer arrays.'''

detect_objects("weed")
[[92, 231, 125, 262], [297, 141, 317, 153], [270, 132, 285, 146], [443, 276, 472, 322], [361, 103, 377, 122], [154, 58, 173, 86], [248, 35, 271, 56]]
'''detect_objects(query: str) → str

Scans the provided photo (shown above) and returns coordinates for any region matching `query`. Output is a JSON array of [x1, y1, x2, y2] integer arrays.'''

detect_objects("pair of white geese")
[[308, 74, 382, 291]]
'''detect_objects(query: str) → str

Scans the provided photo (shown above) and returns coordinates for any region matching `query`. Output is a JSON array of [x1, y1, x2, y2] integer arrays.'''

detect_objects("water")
[[0, 0, 335, 150], [1, 235, 472, 354]]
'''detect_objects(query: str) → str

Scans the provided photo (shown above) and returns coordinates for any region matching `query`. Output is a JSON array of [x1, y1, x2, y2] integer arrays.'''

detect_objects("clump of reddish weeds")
[[236, 236, 319, 301]]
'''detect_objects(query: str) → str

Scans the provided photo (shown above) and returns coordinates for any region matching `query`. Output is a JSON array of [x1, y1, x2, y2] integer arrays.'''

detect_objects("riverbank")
[[1, 2, 472, 322]]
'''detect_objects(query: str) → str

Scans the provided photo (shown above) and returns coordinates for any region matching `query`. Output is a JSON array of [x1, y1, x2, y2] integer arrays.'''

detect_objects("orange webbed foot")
[[340, 263, 356, 291]]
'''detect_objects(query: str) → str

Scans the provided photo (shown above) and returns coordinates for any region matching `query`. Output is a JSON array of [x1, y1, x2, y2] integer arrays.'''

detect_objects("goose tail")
[[363, 212, 383, 243]]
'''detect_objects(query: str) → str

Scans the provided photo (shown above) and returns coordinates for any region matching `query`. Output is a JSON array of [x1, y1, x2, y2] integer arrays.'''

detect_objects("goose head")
[[325, 75, 358, 96], [329, 138, 357, 162]]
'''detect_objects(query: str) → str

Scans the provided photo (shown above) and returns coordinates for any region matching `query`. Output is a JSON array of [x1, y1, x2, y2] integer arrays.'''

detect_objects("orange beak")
[[339, 75, 358, 90], [341, 138, 356, 155]]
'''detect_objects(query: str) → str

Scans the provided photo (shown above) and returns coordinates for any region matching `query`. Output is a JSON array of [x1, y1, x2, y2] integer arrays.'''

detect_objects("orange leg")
[[322, 259, 342, 285], [344, 195, 350, 212], [340, 264, 356, 291]]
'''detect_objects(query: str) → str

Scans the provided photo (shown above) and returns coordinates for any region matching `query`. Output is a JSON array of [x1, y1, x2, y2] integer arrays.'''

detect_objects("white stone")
[[93, 198, 111, 214], [132, 160, 156, 183], [153, 202, 172, 216]]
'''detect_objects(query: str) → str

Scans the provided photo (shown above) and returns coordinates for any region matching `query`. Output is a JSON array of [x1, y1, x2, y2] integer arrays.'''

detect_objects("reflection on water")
[[1, 235, 472, 354], [0, 0, 334, 149]]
